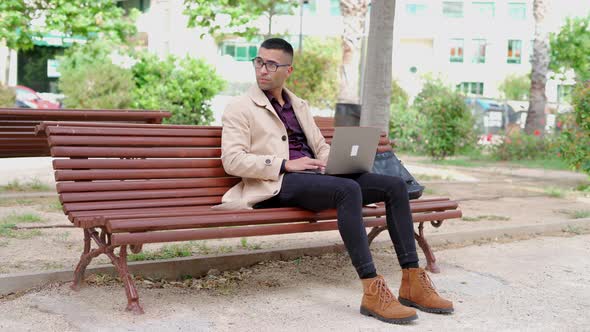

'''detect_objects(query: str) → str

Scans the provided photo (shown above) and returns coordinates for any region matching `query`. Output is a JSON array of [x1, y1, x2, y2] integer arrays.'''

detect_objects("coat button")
[[265, 159, 271, 165], [282, 135, 287, 141]]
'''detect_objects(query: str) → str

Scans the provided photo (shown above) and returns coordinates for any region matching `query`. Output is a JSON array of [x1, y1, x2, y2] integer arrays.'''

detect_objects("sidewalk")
[[0, 157, 589, 330]]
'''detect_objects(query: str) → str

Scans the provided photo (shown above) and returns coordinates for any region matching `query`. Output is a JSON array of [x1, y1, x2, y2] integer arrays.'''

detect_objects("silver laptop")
[[296, 126, 381, 175]]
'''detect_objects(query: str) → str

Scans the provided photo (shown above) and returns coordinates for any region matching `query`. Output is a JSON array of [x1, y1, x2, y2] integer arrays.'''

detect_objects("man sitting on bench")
[[218, 38, 453, 325]]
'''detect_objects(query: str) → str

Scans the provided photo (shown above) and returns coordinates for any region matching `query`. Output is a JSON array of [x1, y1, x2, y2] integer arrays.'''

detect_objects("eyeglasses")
[[252, 57, 291, 72]]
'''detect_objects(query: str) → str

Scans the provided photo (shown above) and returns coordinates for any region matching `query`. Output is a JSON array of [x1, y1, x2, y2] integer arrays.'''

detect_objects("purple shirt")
[[264, 90, 314, 160]]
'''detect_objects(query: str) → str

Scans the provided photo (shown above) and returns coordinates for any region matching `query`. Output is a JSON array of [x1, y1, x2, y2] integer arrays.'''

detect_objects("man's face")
[[254, 47, 293, 92]]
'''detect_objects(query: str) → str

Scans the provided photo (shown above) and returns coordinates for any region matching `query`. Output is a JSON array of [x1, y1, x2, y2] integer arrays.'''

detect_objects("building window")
[[450, 38, 464, 63], [507, 39, 522, 64], [221, 42, 258, 61], [472, 2, 495, 18], [457, 82, 484, 95], [443, 1, 464, 18], [471, 39, 486, 63], [406, 3, 428, 15], [508, 2, 526, 20], [117, 0, 151, 13], [329, 0, 341, 16], [303, 0, 317, 15], [557, 84, 574, 103]]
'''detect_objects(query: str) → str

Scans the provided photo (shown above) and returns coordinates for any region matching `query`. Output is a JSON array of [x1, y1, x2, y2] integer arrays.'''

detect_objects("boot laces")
[[418, 270, 438, 295], [371, 278, 396, 309]]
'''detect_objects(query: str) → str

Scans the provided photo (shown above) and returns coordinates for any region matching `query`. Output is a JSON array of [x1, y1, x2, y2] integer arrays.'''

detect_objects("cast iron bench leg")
[[414, 222, 440, 273], [367, 222, 442, 273], [105, 245, 144, 314]]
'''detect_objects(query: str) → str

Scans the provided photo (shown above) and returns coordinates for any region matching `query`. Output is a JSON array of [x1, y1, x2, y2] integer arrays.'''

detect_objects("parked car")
[[11, 85, 61, 109]]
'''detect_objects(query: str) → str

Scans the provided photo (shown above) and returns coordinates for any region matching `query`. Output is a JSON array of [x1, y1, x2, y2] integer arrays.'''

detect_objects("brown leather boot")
[[398, 268, 454, 314], [360, 275, 418, 324]]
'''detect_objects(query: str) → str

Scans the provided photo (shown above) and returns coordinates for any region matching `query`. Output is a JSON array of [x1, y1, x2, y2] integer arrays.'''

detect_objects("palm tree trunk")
[[525, 0, 550, 135], [338, 0, 368, 103], [359, 0, 395, 133]]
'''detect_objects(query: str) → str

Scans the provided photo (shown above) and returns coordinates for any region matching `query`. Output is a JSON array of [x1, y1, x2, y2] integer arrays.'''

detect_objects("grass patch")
[[43, 199, 63, 213], [239, 237, 262, 250], [0, 225, 42, 239], [575, 183, 590, 193], [544, 187, 566, 198], [428, 158, 489, 168], [128, 241, 236, 262], [413, 173, 448, 181], [1, 178, 51, 192], [462, 215, 511, 222], [562, 225, 583, 235], [129, 244, 193, 262], [506, 158, 570, 170], [0, 213, 44, 239], [557, 209, 590, 219], [2, 212, 43, 224], [423, 188, 437, 195]]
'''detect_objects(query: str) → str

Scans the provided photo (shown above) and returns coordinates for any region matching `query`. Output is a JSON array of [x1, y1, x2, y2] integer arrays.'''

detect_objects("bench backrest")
[[39, 122, 391, 223], [0, 108, 171, 158]]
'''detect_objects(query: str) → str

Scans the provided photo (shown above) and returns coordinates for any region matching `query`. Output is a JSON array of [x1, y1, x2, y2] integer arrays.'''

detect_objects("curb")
[[1, 218, 589, 296]]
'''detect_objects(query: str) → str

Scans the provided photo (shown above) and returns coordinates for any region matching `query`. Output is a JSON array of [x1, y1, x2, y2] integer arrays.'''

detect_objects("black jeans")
[[255, 172, 419, 278]]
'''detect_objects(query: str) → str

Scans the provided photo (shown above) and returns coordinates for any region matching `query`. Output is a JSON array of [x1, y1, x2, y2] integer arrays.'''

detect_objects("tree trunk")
[[359, 0, 395, 133], [525, 0, 550, 135], [338, 0, 368, 103]]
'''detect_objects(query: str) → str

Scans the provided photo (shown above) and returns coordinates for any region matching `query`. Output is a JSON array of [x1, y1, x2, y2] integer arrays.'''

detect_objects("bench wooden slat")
[[48, 135, 221, 147], [60, 187, 229, 203], [53, 158, 222, 169], [106, 200, 459, 233], [56, 177, 240, 193], [55, 168, 228, 181], [111, 209, 462, 246], [111, 218, 386, 245], [36, 121, 218, 134], [63, 196, 222, 212], [45, 126, 221, 138], [50, 146, 222, 158]]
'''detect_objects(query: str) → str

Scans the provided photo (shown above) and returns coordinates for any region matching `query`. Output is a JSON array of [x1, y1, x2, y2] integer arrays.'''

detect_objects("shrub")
[[288, 37, 340, 109], [491, 131, 558, 161], [389, 81, 422, 152], [131, 53, 225, 125], [498, 74, 530, 100], [558, 82, 590, 175], [0, 84, 15, 107], [58, 61, 134, 109], [413, 79, 475, 159]]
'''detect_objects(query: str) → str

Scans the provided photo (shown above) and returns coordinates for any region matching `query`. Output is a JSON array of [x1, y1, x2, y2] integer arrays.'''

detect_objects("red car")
[[12, 85, 61, 109]]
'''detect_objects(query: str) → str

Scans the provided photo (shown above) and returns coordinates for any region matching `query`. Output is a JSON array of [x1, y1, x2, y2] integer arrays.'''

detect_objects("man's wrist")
[[280, 159, 287, 174]]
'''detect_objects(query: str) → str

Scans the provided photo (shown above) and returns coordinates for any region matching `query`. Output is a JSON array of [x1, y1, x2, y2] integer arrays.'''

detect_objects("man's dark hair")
[[260, 38, 294, 60]]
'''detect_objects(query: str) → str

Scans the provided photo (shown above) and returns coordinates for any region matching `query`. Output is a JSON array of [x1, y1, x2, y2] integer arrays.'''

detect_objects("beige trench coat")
[[213, 85, 330, 210]]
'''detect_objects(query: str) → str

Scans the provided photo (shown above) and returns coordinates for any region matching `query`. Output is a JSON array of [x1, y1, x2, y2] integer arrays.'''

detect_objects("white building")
[[1, 0, 588, 105]]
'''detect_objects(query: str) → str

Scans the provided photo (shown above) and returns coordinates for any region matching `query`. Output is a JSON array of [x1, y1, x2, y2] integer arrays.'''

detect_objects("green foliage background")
[[498, 74, 530, 100], [413, 80, 475, 159], [287, 37, 340, 110], [558, 82, 590, 176], [131, 53, 225, 125], [0, 84, 16, 107]]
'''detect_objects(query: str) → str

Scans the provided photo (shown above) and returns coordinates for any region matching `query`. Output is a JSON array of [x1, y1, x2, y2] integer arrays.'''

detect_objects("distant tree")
[[183, 0, 297, 40], [499, 74, 530, 100], [550, 14, 590, 82], [0, 0, 137, 84], [525, 0, 550, 135]]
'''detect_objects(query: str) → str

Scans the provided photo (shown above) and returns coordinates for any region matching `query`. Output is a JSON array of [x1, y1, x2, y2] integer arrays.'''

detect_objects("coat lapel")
[[247, 85, 280, 121]]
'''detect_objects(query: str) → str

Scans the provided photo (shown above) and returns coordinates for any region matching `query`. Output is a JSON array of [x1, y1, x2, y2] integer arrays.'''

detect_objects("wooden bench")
[[37, 121, 462, 314], [0, 108, 171, 158]]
